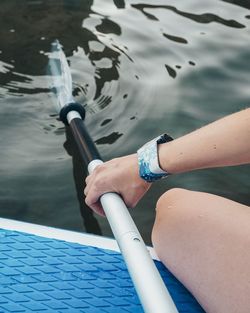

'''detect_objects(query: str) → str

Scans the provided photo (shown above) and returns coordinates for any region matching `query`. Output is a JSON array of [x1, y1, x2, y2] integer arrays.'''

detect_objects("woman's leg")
[[152, 188, 250, 313]]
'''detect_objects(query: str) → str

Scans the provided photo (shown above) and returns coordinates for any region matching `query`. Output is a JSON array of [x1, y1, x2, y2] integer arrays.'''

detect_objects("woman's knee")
[[155, 188, 191, 213], [152, 188, 197, 249], [152, 189, 250, 313]]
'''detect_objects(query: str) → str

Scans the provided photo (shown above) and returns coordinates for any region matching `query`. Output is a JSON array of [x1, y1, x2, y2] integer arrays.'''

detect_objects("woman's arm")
[[84, 108, 250, 214], [159, 108, 250, 174]]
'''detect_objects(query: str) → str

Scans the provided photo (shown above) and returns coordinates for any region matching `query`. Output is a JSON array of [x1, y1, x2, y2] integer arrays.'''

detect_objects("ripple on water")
[[0, 0, 249, 239]]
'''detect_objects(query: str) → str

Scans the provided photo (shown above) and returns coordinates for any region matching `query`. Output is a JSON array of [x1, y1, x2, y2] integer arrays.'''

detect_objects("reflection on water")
[[222, 0, 250, 10], [0, 0, 249, 243], [0, 0, 123, 106], [132, 3, 245, 28]]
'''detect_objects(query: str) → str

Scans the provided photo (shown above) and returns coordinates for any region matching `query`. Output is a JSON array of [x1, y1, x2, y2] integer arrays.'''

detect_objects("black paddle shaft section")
[[69, 118, 102, 166]]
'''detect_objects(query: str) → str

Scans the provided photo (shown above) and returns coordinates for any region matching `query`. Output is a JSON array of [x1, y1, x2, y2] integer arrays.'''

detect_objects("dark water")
[[0, 0, 249, 244]]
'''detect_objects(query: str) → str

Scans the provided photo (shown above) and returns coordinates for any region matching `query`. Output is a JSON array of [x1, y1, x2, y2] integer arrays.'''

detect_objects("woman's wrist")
[[137, 134, 173, 182]]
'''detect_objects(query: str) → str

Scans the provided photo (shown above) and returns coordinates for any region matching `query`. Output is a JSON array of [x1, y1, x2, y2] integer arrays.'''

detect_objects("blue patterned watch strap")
[[137, 134, 173, 182]]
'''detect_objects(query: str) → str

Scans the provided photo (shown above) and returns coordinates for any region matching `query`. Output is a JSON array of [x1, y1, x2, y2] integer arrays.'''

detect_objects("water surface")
[[0, 0, 249, 244]]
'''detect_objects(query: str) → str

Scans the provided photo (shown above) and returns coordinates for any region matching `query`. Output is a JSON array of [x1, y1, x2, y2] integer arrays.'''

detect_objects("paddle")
[[48, 40, 179, 313]]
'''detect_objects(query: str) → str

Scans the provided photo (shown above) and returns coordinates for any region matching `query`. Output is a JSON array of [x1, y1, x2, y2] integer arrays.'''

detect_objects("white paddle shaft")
[[88, 159, 179, 313]]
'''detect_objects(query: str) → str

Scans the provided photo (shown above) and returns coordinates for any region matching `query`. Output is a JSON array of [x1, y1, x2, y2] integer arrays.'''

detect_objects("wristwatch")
[[137, 134, 173, 182]]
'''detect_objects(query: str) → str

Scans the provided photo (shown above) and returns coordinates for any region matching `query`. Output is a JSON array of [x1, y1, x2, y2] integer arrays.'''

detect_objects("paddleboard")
[[0, 218, 204, 312]]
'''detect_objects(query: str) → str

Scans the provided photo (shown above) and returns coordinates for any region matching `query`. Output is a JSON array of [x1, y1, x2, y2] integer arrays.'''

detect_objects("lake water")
[[0, 0, 249, 244]]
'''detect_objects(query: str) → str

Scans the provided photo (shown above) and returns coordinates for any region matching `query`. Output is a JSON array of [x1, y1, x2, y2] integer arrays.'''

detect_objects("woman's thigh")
[[152, 188, 250, 313]]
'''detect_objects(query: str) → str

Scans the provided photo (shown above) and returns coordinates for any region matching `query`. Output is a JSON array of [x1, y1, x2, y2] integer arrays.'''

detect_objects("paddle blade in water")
[[48, 40, 74, 111]]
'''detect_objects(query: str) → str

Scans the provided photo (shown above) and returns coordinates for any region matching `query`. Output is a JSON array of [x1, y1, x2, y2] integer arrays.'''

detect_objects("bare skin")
[[158, 108, 250, 174], [152, 188, 250, 313], [84, 108, 250, 312]]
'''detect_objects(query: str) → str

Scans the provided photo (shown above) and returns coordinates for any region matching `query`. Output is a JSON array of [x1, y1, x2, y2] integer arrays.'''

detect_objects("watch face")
[[157, 134, 173, 145]]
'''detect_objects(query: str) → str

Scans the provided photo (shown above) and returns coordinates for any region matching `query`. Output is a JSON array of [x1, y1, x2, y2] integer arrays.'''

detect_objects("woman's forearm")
[[159, 108, 250, 174], [85, 108, 249, 213]]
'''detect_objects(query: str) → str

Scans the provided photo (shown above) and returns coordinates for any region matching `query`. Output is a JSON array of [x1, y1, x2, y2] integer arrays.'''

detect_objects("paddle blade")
[[48, 40, 74, 111]]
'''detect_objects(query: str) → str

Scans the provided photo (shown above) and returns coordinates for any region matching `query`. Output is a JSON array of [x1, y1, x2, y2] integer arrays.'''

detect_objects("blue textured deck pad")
[[0, 229, 205, 313]]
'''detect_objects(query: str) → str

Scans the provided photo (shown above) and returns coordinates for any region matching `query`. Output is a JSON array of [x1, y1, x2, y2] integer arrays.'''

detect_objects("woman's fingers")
[[84, 168, 111, 212], [84, 174, 106, 216], [91, 202, 106, 217], [84, 175, 92, 196], [84, 154, 151, 216]]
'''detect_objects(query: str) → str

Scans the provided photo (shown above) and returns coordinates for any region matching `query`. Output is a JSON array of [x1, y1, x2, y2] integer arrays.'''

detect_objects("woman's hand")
[[84, 153, 151, 216]]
